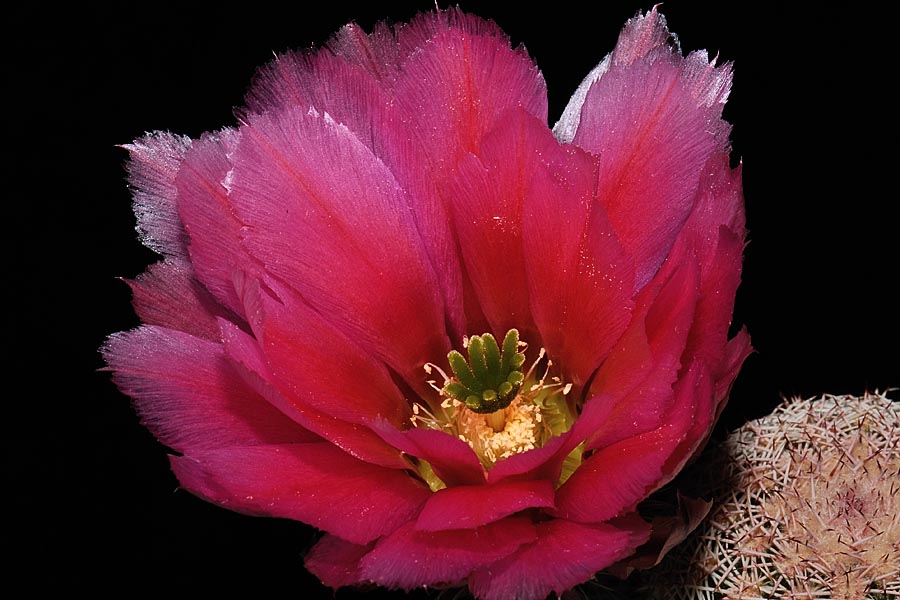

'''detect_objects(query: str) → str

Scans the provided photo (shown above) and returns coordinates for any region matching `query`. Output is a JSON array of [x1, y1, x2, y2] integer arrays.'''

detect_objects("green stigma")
[[442, 329, 526, 414]]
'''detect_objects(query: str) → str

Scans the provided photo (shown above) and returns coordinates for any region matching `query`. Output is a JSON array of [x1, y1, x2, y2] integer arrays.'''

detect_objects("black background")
[[11, 1, 897, 595]]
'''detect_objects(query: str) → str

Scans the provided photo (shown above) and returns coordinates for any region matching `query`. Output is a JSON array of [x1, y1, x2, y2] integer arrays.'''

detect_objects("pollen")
[[455, 395, 543, 466]]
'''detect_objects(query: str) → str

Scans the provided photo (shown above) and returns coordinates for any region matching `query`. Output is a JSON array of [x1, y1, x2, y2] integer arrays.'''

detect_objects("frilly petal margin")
[[127, 258, 233, 342], [553, 8, 672, 143], [102, 325, 312, 454], [170, 443, 431, 546], [559, 7, 734, 287], [174, 129, 259, 321], [123, 131, 192, 259]]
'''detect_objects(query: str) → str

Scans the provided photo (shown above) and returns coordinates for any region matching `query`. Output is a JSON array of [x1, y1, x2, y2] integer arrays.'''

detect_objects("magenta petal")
[[657, 363, 715, 489], [469, 518, 651, 600], [228, 107, 450, 391], [415, 479, 554, 531], [220, 319, 410, 470], [554, 9, 672, 143], [392, 18, 547, 169], [374, 424, 485, 487], [123, 131, 191, 258], [127, 258, 232, 341], [244, 45, 395, 141], [103, 326, 310, 454], [553, 364, 703, 524], [676, 188, 751, 409], [305, 534, 373, 589], [171, 443, 430, 545], [684, 226, 745, 372], [446, 110, 536, 339], [565, 10, 733, 286], [175, 129, 259, 318], [585, 259, 700, 449], [486, 427, 580, 485], [359, 518, 536, 589], [681, 155, 746, 270], [390, 14, 548, 340], [255, 281, 410, 429], [246, 36, 468, 344], [611, 8, 675, 66], [522, 127, 635, 385], [671, 154, 747, 374], [716, 327, 753, 407]]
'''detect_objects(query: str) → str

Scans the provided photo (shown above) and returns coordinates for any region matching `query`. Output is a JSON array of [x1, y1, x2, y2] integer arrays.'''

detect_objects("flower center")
[[444, 329, 526, 417], [414, 329, 574, 471]]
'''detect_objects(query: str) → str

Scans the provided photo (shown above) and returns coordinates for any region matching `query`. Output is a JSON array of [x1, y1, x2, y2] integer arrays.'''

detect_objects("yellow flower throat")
[[413, 329, 574, 473]]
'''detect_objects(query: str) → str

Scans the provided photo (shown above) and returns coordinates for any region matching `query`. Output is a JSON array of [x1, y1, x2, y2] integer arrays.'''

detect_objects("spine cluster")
[[642, 391, 900, 599]]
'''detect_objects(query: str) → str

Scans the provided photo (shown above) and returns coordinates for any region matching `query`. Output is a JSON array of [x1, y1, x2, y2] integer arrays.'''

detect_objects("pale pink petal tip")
[[556, 7, 736, 287], [123, 132, 192, 258]]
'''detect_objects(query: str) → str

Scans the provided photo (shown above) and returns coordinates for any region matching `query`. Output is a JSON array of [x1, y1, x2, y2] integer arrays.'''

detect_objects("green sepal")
[[416, 459, 447, 492], [557, 443, 584, 487]]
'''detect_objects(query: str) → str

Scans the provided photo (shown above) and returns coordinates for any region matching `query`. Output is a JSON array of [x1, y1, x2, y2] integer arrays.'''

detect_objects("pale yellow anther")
[[456, 396, 542, 467]]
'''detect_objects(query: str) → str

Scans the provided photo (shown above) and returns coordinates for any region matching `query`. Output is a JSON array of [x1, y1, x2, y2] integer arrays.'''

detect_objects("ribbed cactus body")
[[644, 392, 899, 599]]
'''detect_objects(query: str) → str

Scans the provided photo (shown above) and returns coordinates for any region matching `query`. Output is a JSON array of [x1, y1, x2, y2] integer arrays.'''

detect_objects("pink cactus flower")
[[104, 7, 750, 599]]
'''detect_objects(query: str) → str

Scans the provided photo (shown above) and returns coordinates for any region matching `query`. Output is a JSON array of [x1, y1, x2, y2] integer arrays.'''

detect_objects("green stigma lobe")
[[443, 329, 525, 414]]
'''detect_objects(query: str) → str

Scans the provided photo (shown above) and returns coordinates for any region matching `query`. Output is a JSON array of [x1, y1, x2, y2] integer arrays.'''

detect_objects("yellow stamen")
[[456, 395, 543, 466]]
